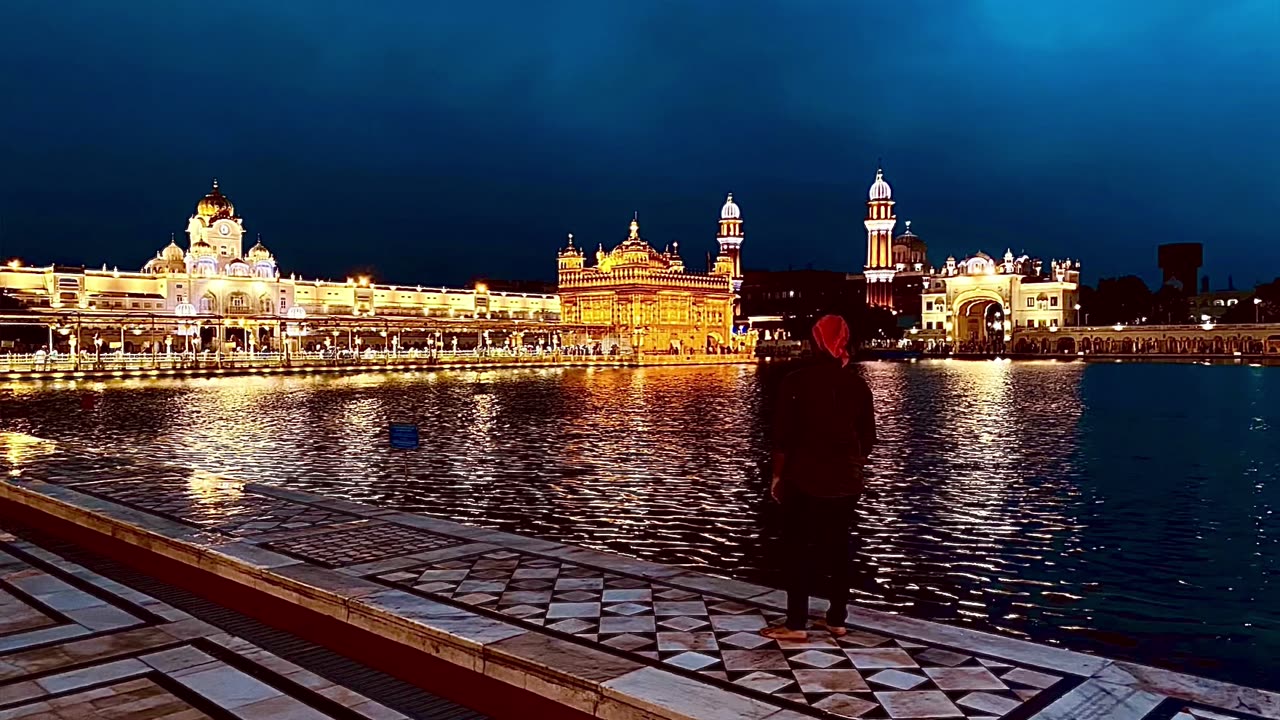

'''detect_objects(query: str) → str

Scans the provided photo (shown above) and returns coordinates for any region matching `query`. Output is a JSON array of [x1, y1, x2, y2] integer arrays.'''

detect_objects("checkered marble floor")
[[0, 528, 414, 720], [264, 521, 465, 567], [374, 548, 1073, 719], [59, 475, 356, 538]]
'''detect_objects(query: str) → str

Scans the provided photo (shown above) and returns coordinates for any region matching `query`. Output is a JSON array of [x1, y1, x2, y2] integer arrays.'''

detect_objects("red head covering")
[[811, 314, 850, 366]]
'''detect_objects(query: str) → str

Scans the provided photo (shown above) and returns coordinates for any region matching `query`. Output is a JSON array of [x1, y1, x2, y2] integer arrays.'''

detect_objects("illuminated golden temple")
[[556, 203, 740, 354]]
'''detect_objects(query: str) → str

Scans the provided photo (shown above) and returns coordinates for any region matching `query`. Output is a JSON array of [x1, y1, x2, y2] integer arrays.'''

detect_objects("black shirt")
[[773, 358, 877, 498]]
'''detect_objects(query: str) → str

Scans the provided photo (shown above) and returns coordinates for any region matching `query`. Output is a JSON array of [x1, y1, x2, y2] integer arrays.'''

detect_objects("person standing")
[[761, 314, 876, 641]]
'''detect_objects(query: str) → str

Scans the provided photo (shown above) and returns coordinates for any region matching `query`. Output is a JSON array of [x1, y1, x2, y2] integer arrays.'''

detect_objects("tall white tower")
[[716, 193, 744, 317], [864, 167, 897, 309]]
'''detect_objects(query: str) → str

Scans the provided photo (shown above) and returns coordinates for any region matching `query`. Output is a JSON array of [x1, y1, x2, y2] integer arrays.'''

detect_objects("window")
[[1027, 297, 1035, 308], [1050, 297, 1059, 307], [925, 301, 933, 312], [1050, 318, 1058, 327]]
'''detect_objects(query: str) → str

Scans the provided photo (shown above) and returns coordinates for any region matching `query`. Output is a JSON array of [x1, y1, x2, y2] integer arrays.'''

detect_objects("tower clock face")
[[219, 223, 231, 236]]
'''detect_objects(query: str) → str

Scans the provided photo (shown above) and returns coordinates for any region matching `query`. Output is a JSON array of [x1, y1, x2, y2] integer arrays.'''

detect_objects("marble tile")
[[600, 666, 783, 720], [868, 669, 928, 690], [1029, 679, 1164, 720], [665, 651, 719, 671], [175, 664, 283, 709], [0, 624, 89, 652], [957, 691, 1021, 716], [655, 601, 708, 616], [656, 631, 717, 652], [734, 672, 793, 694], [846, 647, 919, 669], [232, 693, 331, 719], [789, 649, 845, 668], [35, 658, 149, 694], [1002, 666, 1062, 689], [874, 690, 964, 718], [721, 649, 791, 672], [1096, 662, 1280, 717], [141, 646, 217, 674], [546, 602, 600, 619], [602, 589, 653, 603], [793, 669, 870, 694], [924, 666, 1007, 691], [599, 616, 656, 634], [63, 603, 143, 630], [488, 630, 642, 683], [812, 693, 878, 718]]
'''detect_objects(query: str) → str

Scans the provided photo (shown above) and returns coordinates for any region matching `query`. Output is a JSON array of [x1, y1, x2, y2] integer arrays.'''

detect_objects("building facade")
[[918, 252, 1081, 348], [557, 212, 736, 354], [0, 181, 560, 338]]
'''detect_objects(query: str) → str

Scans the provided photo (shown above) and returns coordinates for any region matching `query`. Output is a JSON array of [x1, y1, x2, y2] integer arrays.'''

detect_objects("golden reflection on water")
[[2, 362, 1278, 689]]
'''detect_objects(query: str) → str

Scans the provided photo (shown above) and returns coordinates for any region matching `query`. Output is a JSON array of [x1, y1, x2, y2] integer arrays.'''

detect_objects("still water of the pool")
[[2, 361, 1276, 688]]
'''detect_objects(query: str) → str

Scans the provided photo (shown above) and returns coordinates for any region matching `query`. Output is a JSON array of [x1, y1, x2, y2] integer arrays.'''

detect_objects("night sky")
[[1, 1, 1277, 288]]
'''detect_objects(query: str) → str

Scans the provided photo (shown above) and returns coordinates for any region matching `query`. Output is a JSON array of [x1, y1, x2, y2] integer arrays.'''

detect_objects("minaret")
[[863, 166, 897, 309], [717, 193, 744, 317]]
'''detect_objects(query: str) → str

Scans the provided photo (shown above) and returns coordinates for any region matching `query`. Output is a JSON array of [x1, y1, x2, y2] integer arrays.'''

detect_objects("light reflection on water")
[[1, 361, 1276, 688]]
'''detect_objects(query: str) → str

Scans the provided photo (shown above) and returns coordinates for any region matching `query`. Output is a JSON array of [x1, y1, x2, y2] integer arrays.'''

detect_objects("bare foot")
[[815, 619, 848, 637]]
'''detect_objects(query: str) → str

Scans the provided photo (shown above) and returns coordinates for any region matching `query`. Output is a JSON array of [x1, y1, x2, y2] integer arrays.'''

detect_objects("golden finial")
[[212, 178, 219, 189], [629, 213, 640, 240]]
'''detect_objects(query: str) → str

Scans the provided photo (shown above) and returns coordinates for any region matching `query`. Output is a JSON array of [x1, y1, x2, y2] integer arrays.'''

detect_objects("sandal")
[[759, 625, 807, 642]]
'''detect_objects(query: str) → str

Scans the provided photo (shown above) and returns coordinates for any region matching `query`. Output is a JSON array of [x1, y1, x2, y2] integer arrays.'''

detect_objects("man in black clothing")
[[762, 314, 876, 641]]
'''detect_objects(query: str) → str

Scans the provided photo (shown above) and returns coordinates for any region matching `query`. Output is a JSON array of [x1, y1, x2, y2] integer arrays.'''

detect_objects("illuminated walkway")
[[0, 521, 476, 719], [1, 433, 1276, 720]]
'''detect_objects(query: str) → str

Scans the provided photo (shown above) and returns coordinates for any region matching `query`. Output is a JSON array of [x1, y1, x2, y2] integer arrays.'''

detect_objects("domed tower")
[[893, 220, 929, 271], [247, 235, 277, 278], [558, 233, 584, 273], [864, 166, 897, 309], [716, 193, 744, 291], [144, 235, 188, 274], [185, 179, 245, 265]]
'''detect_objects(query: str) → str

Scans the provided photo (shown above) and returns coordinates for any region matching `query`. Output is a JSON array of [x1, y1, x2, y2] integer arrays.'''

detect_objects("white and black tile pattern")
[[375, 548, 1076, 719], [264, 521, 465, 567]]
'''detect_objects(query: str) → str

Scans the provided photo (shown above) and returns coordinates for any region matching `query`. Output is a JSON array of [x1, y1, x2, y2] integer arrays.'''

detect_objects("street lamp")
[[1074, 303, 1082, 326], [1255, 296, 1263, 323]]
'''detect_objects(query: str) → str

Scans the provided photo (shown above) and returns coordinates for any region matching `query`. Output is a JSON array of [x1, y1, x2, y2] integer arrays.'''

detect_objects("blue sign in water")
[[388, 422, 419, 450]]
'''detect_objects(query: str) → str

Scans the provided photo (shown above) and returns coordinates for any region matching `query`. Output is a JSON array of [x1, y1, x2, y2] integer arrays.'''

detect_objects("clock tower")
[[186, 179, 245, 266]]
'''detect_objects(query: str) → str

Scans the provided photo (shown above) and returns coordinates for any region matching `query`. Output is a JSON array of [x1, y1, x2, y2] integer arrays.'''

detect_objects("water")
[[2, 361, 1276, 688]]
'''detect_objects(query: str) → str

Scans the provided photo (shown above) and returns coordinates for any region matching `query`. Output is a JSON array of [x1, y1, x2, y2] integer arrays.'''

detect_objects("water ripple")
[[1, 360, 1276, 688]]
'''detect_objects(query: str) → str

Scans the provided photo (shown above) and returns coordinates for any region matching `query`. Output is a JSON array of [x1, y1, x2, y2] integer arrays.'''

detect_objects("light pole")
[[1074, 303, 1082, 327], [1255, 297, 1263, 323]]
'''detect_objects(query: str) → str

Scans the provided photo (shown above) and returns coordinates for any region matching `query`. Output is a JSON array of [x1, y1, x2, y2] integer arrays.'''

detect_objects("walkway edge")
[[0, 478, 804, 720]]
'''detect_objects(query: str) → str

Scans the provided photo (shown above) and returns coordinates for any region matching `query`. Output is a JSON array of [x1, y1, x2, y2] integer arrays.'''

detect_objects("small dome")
[[162, 237, 184, 262], [196, 179, 235, 221], [720, 193, 740, 220], [869, 167, 892, 201], [189, 237, 215, 259], [247, 236, 272, 261]]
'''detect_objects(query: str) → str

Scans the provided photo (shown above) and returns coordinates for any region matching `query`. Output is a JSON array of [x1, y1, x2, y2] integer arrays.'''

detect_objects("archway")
[[954, 291, 1006, 353], [1056, 337, 1076, 354]]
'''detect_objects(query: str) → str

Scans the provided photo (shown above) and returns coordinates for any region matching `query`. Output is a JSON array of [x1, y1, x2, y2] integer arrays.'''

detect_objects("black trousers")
[[781, 491, 856, 630]]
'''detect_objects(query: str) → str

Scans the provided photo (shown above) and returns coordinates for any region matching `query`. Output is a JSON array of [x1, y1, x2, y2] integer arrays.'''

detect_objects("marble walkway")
[[0, 525, 422, 719], [0, 432, 1276, 720]]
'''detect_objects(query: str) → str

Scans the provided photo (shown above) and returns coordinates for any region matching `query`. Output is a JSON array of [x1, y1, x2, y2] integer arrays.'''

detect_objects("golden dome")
[[189, 237, 215, 258], [161, 235, 184, 262], [196, 179, 235, 221], [247, 236, 272, 261]]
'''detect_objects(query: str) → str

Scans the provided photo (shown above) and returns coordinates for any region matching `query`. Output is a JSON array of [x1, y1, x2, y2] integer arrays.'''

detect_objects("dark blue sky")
[[1, 1, 1277, 288]]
